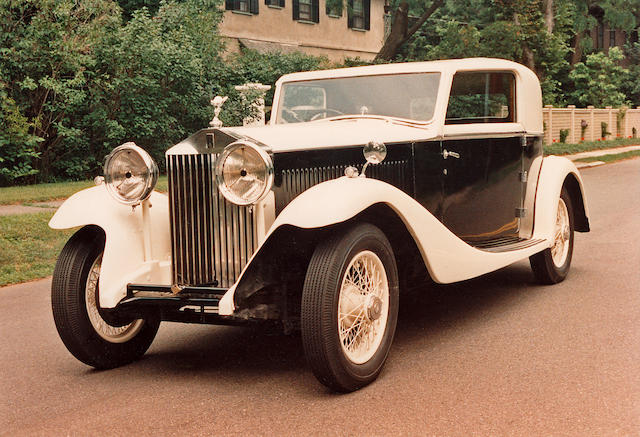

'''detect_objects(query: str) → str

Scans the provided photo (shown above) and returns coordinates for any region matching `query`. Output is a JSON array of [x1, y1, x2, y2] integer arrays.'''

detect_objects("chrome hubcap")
[[338, 250, 389, 364], [86, 255, 144, 343], [551, 198, 571, 267]]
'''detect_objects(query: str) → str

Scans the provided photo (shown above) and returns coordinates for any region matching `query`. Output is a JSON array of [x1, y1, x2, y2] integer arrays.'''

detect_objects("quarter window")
[[293, 0, 319, 22], [445, 72, 516, 124], [348, 0, 370, 30]]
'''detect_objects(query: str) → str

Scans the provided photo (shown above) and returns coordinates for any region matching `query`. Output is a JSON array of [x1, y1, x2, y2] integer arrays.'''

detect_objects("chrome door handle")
[[442, 149, 460, 159]]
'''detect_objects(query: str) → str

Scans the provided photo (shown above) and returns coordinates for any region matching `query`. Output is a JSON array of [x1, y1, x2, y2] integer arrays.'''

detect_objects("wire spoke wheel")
[[551, 198, 570, 268], [338, 251, 389, 364], [530, 187, 575, 284], [85, 255, 144, 343]]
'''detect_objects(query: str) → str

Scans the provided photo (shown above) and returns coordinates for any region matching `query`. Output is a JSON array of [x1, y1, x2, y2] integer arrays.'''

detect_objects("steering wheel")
[[310, 108, 344, 121], [281, 108, 304, 123]]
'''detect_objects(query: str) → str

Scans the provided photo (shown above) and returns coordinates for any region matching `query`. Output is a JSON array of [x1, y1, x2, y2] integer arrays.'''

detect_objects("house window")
[[226, 0, 259, 14], [597, 25, 604, 49], [609, 29, 616, 47], [293, 0, 319, 22], [348, 0, 370, 30], [326, 0, 343, 16], [445, 72, 516, 124]]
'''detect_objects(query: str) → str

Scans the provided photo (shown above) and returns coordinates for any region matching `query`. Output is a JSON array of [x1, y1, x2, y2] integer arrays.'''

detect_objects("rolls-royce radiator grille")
[[167, 154, 257, 288], [279, 160, 410, 205]]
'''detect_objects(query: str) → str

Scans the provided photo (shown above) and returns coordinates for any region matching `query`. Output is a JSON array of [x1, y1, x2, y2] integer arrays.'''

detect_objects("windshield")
[[275, 72, 440, 124]]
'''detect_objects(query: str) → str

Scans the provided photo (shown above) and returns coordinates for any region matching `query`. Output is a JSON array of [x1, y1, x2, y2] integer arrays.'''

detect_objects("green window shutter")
[[293, 0, 300, 19], [250, 0, 259, 13], [364, 0, 370, 30], [347, 0, 354, 28], [312, 0, 319, 22]]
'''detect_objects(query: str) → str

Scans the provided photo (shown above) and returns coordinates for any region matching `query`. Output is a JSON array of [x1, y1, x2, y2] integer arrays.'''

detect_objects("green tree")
[[0, 0, 122, 183], [569, 47, 630, 106]]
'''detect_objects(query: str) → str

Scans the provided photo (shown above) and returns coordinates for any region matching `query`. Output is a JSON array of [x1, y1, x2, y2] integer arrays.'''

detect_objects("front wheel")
[[52, 226, 159, 369], [301, 223, 399, 392], [529, 187, 575, 284]]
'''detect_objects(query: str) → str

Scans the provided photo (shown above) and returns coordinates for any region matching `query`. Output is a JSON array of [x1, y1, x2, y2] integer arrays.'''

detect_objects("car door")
[[440, 71, 524, 243]]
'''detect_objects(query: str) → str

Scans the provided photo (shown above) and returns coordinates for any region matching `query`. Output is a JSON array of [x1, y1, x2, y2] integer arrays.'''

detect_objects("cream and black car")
[[50, 58, 589, 392]]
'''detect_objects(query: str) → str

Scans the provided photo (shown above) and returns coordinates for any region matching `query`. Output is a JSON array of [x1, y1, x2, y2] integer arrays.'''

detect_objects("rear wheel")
[[52, 226, 159, 369], [530, 187, 575, 284], [301, 223, 399, 392]]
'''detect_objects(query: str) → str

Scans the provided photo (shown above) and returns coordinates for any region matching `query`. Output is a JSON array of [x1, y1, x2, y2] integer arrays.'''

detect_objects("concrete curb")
[[562, 145, 640, 161], [574, 161, 606, 169]]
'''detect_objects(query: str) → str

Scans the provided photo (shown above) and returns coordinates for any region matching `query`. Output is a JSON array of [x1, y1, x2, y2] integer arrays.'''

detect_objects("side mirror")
[[361, 141, 387, 177]]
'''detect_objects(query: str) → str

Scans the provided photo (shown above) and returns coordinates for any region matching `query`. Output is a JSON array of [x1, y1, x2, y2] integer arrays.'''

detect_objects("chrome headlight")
[[104, 142, 158, 205], [215, 141, 274, 206]]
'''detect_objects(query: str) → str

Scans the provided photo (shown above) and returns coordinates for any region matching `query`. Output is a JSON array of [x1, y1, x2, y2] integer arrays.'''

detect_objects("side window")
[[293, 0, 319, 22], [266, 0, 285, 7], [347, 0, 370, 30], [226, 0, 259, 14], [445, 72, 515, 124]]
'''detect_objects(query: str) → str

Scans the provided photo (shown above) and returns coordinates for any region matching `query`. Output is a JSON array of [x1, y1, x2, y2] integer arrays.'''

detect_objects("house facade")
[[219, 0, 385, 61]]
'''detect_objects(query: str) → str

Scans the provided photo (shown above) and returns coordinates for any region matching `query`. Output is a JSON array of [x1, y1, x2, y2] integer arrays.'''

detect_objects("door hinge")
[[515, 207, 527, 218], [521, 136, 528, 148], [519, 171, 528, 183]]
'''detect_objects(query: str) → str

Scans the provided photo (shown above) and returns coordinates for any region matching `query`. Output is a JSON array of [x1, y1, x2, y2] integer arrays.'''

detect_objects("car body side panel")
[[218, 174, 559, 315], [49, 186, 172, 308], [440, 136, 522, 240]]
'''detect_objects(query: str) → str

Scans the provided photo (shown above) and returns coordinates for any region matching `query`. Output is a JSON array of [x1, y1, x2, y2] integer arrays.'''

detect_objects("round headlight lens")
[[104, 142, 158, 205], [215, 141, 273, 205]]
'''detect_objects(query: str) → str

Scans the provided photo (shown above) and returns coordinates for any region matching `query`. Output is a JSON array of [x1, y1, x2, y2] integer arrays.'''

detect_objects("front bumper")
[[113, 284, 242, 325]]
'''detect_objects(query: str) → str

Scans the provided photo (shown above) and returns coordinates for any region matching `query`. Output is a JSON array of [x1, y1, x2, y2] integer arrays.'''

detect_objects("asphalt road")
[[2, 159, 639, 436]]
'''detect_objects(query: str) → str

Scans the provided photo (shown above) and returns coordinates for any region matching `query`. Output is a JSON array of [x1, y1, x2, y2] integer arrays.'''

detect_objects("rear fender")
[[49, 186, 171, 308], [531, 156, 590, 241]]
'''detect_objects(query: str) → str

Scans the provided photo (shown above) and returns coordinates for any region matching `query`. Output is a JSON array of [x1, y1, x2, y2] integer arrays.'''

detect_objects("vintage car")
[[50, 58, 589, 392]]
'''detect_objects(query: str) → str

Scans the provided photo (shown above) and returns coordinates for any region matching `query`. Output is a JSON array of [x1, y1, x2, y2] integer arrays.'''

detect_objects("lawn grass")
[[0, 175, 168, 205], [0, 212, 75, 287], [0, 180, 94, 205], [574, 149, 640, 163], [544, 137, 640, 155]]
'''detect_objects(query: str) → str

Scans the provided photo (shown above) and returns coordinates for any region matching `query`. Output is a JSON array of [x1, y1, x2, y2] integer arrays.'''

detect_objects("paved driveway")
[[2, 159, 639, 436]]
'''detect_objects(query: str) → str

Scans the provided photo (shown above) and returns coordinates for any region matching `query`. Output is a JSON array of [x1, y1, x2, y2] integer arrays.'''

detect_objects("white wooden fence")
[[542, 105, 640, 144]]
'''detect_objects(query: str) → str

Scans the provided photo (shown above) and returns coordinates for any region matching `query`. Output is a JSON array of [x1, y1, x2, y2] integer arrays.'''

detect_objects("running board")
[[468, 237, 547, 253]]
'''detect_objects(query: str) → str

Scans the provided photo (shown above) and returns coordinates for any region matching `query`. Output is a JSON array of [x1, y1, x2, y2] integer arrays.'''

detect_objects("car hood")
[[167, 118, 439, 155]]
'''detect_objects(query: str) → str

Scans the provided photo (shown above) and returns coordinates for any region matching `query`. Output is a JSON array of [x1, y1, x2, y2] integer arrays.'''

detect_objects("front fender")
[[49, 186, 171, 308]]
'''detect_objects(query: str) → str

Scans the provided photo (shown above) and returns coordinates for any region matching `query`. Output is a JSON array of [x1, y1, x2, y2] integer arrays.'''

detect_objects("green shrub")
[[559, 129, 569, 143], [601, 122, 611, 140]]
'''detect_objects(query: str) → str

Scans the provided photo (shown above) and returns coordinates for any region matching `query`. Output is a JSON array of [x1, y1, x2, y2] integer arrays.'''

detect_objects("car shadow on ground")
[[125, 261, 543, 382]]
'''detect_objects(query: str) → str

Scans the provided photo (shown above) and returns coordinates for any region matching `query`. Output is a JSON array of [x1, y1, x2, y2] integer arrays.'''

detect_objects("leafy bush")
[[217, 49, 331, 126], [569, 47, 629, 108], [0, 83, 42, 184], [559, 129, 569, 143], [0, 0, 225, 183]]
